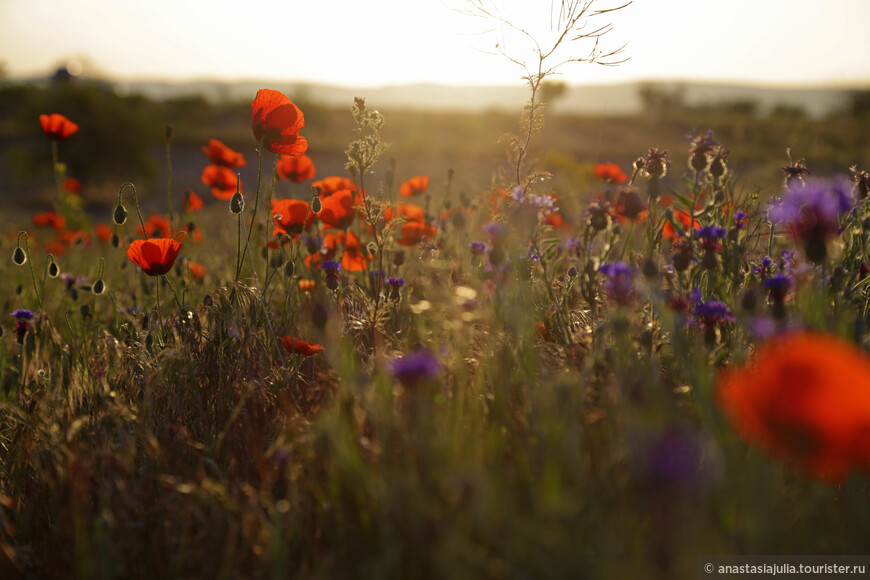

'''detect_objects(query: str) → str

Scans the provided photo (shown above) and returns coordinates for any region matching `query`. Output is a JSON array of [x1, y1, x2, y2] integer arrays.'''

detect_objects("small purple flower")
[[753, 256, 773, 277], [693, 301, 734, 328], [469, 241, 488, 256], [483, 222, 508, 241], [764, 273, 792, 302], [598, 262, 634, 305], [391, 349, 440, 388], [322, 260, 341, 290], [11, 309, 34, 320], [387, 276, 405, 300], [509, 185, 525, 203], [733, 210, 749, 230], [695, 226, 726, 252], [11, 309, 34, 344]]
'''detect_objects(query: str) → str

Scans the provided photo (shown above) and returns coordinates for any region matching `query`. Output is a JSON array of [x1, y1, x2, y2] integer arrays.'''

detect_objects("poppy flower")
[[39, 113, 78, 141], [201, 139, 246, 168], [663, 209, 700, 240], [271, 198, 316, 237], [717, 331, 870, 483], [95, 223, 112, 243], [139, 215, 172, 239], [201, 165, 240, 200], [126, 238, 183, 276], [63, 177, 82, 194], [32, 210, 66, 230], [312, 176, 357, 197], [187, 262, 207, 280], [251, 89, 308, 156], [340, 230, 369, 272], [397, 221, 438, 247], [594, 162, 628, 185], [279, 336, 325, 356], [298, 279, 316, 292], [399, 176, 430, 198], [317, 189, 356, 230], [612, 187, 648, 223], [184, 190, 205, 212], [277, 154, 316, 182]]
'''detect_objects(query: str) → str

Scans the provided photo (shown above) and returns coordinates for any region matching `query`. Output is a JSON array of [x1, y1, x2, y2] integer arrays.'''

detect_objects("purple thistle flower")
[[387, 276, 405, 300], [696, 225, 726, 253], [11, 309, 34, 320], [764, 273, 792, 301], [322, 260, 341, 290], [391, 349, 440, 388], [483, 222, 508, 241], [469, 241, 488, 256], [11, 310, 34, 344], [693, 301, 734, 328], [598, 262, 634, 305], [733, 210, 749, 230]]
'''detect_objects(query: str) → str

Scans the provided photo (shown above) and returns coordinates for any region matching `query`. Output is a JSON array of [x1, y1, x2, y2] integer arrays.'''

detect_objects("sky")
[[2, 0, 869, 88]]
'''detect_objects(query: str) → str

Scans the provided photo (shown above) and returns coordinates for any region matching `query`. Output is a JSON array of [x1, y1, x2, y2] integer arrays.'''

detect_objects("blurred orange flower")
[[399, 176, 430, 198], [594, 162, 628, 185], [663, 209, 700, 239], [201, 165, 240, 200], [32, 210, 65, 230], [277, 154, 316, 182], [39, 113, 78, 141], [95, 223, 112, 243], [340, 230, 369, 271], [317, 189, 356, 230], [271, 198, 316, 237], [63, 177, 82, 194], [312, 176, 357, 197], [280, 336, 325, 356], [717, 331, 870, 482], [298, 279, 316, 292], [139, 215, 172, 238], [184, 190, 205, 212], [251, 89, 308, 156], [397, 221, 438, 247], [187, 261, 207, 280], [126, 238, 182, 276], [202, 139, 246, 168]]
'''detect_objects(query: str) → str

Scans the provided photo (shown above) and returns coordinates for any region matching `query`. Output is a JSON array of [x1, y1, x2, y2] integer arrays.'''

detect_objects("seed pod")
[[113, 204, 128, 225], [12, 247, 26, 265], [47, 261, 60, 278], [283, 261, 295, 278], [111, 233, 120, 248], [93, 279, 105, 295], [311, 196, 322, 214], [80, 304, 91, 318], [230, 192, 244, 214]]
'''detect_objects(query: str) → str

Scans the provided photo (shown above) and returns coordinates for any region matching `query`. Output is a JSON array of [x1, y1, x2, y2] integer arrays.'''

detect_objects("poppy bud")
[[12, 247, 26, 266], [165, 124, 173, 139], [80, 304, 90, 318], [312, 196, 322, 214], [202, 294, 214, 307], [93, 279, 105, 295], [567, 266, 578, 278], [230, 192, 244, 214], [145, 333, 154, 349], [283, 261, 295, 278], [15, 284, 22, 295], [393, 249, 405, 267], [111, 233, 120, 248], [113, 204, 128, 225], [47, 260, 60, 278]]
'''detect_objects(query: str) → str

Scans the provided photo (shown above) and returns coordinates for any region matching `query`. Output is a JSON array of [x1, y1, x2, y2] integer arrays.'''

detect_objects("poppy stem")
[[237, 141, 264, 283], [51, 140, 62, 200], [17, 232, 43, 310], [118, 183, 149, 241], [265, 154, 279, 278]]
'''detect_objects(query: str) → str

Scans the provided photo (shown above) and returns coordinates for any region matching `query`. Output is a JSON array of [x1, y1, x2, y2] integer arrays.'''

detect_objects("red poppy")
[[544, 211, 565, 229], [126, 238, 182, 276], [63, 177, 82, 194], [312, 176, 357, 197], [139, 215, 172, 238], [489, 188, 511, 215], [399, 176, 430, 198], [317, 189, 356, 230], [202, 139, 246, 168], [277, 154, 316, 182], [57, 228, 91, 247], [201, 165, 240, 200], [183, 190, 205, 212], [179, 223, 203, 245], [39, 113, 78, 141], [95, 223, 112, 243], [663, 209, 700, 239], [717, 331, 870, 483], [594, 162, 628, 185], [187, 262, 207, 280], [250, 89, 308, 156], [32, 210, 66, 230], [271, 198, 316, 237], [340, 230, 369, 272], [612, 188, 648, 223], [279, 336, 325, 356], [396, 221, 438, 247]]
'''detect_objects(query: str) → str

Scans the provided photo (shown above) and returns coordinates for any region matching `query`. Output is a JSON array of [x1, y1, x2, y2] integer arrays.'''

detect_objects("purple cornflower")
[[386, 276, 405, 300], [764, 273, 792, 302], [733, 210, 749, 230], [693, 301, 734, 328], [696, 225, 726, 252], [391, 349, 440, 389], [483, 222, 508, 241], [469, 241, 488, 256], [768, 177, 854, 263], [322, 260, 341, 290], [753, 256, 773, 277], [11, 309, 34, 344], [598, 262, 634, 305]]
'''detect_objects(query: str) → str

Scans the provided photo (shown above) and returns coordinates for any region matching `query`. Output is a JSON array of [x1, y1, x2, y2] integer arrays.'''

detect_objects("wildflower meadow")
[[3, 3, 870, 579]]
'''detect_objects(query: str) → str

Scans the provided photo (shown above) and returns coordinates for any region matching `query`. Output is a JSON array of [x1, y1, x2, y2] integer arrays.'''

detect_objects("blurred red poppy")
[[340, 230, 369, 271], [280, 336, 325, 356], [201, 165, 240, 200], [277, 154, 316, 182], [312, 176, 357, 197], [594, 162, 628, 185], [187, 262, 207, 280], [139, 215, 172, 238], [251, 89, 308, 156], [271, 198, 316, 237], [95, 223, 112, 243], [317, 189, 356, 230], [63, 177, 82, 194], [39, 113, 78, 141], [298, 279, 316, 292], [399, 176, 430, 198], [397, 221, 438, 247], [32, 210, 65, 230], [202, 139, 246, 168], [126, 238, 182, 276], [184, 190, 205, 212], [663, 209, 700, 239], [717, 331, 870, 483]]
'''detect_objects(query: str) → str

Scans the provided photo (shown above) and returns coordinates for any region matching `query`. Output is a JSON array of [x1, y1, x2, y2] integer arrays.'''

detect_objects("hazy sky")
[[2, 0, 869, 87]]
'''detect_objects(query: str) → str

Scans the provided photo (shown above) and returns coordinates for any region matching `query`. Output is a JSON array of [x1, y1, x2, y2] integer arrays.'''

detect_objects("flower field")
[[3, 52, 870, 580]]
